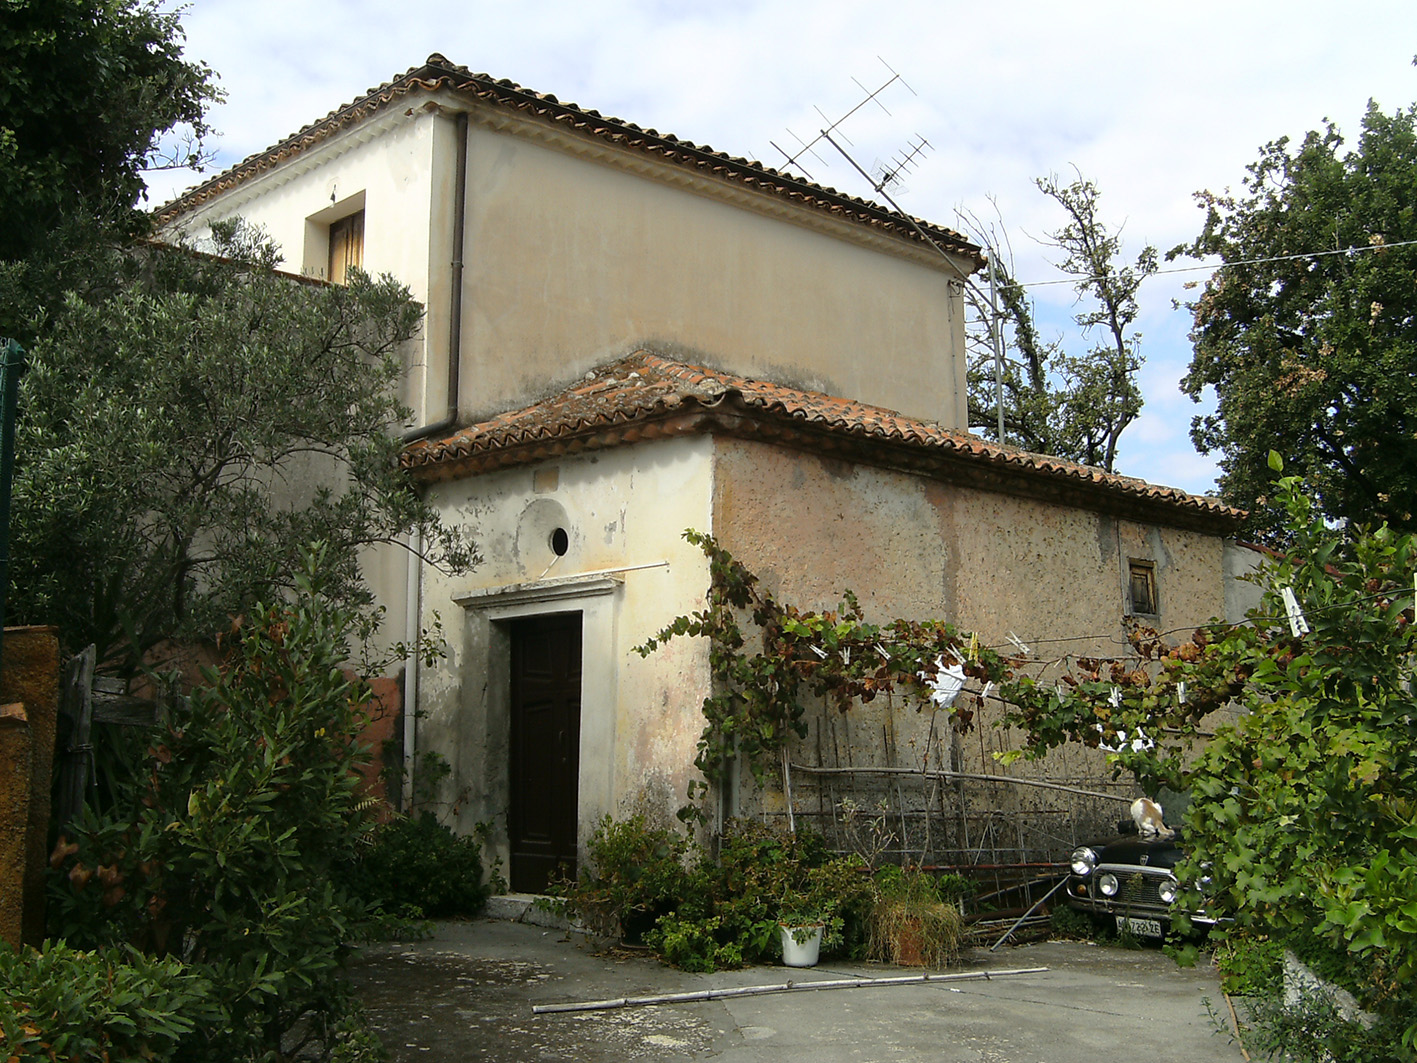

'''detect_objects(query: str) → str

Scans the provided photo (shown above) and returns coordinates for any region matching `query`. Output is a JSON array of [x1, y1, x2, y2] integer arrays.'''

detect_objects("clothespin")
[[1280, 587, 1310, 637], [981, 681, 994, 702], [967, 632, 980, 662], [1055, 683, 1068, 702], [1177, 681, 1187, 706], [810, 645, 828, 659], [1005, 631, 1031, 656], [1109, 687, 1122, 708]]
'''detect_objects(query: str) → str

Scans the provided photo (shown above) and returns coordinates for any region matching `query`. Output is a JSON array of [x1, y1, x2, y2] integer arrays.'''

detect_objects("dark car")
[[1065, 822, 1219, 939]]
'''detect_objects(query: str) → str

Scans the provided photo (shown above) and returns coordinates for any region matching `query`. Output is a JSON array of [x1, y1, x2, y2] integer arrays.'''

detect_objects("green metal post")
[[0, 337, 27, 666]]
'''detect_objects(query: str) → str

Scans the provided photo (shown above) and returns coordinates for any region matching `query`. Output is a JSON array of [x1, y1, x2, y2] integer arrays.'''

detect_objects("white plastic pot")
[[779, 923, 824, 967]]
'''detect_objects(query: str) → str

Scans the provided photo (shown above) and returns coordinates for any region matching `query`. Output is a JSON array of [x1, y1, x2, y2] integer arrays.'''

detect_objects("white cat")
[[1130, 797, 1174, 839]]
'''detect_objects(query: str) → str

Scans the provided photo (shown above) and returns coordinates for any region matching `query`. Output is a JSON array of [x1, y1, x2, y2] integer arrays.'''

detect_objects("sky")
[[144, 1, 1417, 497]]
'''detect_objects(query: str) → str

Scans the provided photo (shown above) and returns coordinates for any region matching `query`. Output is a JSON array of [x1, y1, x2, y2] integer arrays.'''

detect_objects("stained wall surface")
[[415, 436, 717, 869], [710, 438, 1232, 855], [408, 430, 1241, 866], [158, 93, 972, 671], [455, 116, 968, 428]]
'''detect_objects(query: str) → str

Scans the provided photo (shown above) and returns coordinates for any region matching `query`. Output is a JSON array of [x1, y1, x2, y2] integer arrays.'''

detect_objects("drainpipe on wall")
[[400, 109, 470, 808]]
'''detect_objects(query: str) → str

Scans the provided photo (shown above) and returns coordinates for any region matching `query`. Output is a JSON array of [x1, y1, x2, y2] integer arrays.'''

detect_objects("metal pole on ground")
[[533, 966, 1050, 1015]]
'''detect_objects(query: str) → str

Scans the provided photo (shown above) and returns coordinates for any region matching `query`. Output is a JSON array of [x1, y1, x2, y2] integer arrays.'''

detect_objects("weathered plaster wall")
[[159, 93, 974, 667], [416, 436, 716, 867], [458, 119, 968, 429], [166, 92, 972, 435], [1224, 540, 1268, 623], [158, 107, 443, 414], [711, 439, 1231, 855]]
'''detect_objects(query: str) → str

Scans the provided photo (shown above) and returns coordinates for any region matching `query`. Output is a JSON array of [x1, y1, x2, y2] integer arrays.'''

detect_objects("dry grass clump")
[[866, 867, 964, 968]]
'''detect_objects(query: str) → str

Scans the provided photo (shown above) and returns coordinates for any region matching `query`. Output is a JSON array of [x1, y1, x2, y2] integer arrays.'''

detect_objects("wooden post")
[[54, 645, 96, 829]]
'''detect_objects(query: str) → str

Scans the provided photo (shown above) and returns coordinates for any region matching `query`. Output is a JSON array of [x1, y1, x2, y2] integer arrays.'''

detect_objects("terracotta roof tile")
[[402, 352, 1244, 533], [154, 55, 982, 267]]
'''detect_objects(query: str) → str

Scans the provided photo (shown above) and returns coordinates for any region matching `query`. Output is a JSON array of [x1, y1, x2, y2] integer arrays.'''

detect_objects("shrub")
[[550, 813, 689, 941], [1212, 931, 1284, 997], [1048, 905, 1096, 942], [551, 817, 871, 971], [646, 915, 745, 973], [351, 811, 492, 919], [665, 820, 870, 968], [44, 548, 391, 1062], [0, 941, 215, 1063]]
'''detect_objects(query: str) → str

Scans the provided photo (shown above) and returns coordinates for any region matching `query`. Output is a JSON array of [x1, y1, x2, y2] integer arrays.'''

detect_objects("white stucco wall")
[[415, 436, 717, 868]]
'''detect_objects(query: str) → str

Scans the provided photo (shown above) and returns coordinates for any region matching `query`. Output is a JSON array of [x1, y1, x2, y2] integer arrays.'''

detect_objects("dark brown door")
[[509, 614, 581, 893]]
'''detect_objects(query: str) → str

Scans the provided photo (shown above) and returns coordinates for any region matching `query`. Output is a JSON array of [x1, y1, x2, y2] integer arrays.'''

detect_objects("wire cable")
[[1011, 236, 1417, 291]]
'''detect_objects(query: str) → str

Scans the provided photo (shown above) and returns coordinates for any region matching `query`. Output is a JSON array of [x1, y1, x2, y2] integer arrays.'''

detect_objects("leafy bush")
[[1048, 905, 1096, 942], [669, 820, 871, 967], [0, 941, 215, 1063], [552, 817, 870, 971], [45, 549, 390, 1062], [1236, 990, 1409, 1063], [646, 915, 745, 973], [550, 813, 690, 941], [1212, 932, 1285, 998], [350, 811, 492, 919], [1001, 465, 1417, 1056]]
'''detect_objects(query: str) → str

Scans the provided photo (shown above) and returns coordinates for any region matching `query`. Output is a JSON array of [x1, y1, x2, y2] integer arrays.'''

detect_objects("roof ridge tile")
[[402, 352, 1240, 530], [152, 58, 982, 266]]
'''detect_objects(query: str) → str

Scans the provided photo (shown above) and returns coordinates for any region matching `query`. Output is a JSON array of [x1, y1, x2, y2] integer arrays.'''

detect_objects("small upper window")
[[1128, 560, 1158, 615], [328, 210, 364, 284]]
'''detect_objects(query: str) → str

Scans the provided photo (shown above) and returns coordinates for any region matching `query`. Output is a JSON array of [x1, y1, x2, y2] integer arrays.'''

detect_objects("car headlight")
[[1158, 877, 1178, 904], [1070, 846, 1098, 876], [1098, 873, 1119, 897]]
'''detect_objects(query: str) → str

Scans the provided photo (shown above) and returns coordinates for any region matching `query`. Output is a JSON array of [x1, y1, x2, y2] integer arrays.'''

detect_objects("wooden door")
[[508, 614, 581, 893]]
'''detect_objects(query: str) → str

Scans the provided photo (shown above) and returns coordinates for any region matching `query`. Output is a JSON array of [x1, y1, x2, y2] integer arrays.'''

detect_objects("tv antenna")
[[772, 60, 1009, 443], [770, 59, 915, 183]]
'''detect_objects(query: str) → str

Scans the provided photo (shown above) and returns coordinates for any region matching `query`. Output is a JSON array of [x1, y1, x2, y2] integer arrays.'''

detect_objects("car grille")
[[1094, 865, 1171, 909]]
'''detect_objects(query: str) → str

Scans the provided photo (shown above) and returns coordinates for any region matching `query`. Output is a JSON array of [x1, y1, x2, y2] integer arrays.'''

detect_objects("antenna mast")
[[772, 62, 1007, 441]]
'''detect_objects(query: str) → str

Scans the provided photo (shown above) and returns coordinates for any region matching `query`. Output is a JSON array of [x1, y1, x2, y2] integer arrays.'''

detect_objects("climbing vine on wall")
[[635, 530, 1013, 819], [1001, 462, 1417, 1050]]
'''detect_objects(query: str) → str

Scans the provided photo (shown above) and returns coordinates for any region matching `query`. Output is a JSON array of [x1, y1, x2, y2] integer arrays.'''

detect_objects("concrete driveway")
[[349, 919, 1246, 1062]]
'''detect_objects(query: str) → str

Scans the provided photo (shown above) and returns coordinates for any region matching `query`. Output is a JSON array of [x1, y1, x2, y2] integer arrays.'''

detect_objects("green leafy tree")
[[1175, 101, 1417, 541], [1000, 458, 1417, 1054], [47, 549, 391, 1061], [0, 0, 219, 337], [9, 222, 475, 671], [965, 172, 1157, 472]]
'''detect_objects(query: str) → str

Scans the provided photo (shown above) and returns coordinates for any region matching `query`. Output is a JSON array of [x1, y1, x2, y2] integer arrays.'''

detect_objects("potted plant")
[[867, 864, 963, 968], [775, 859, 869, 967], [777, 885, 837, 968]]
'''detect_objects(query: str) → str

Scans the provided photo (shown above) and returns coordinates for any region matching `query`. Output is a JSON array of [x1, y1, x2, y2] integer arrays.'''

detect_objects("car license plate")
[[1117, 916, 1163, 938]]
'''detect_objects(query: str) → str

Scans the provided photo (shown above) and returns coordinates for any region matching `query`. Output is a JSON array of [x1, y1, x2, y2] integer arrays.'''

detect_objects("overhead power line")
[[1011, 235, 1417, 291]]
